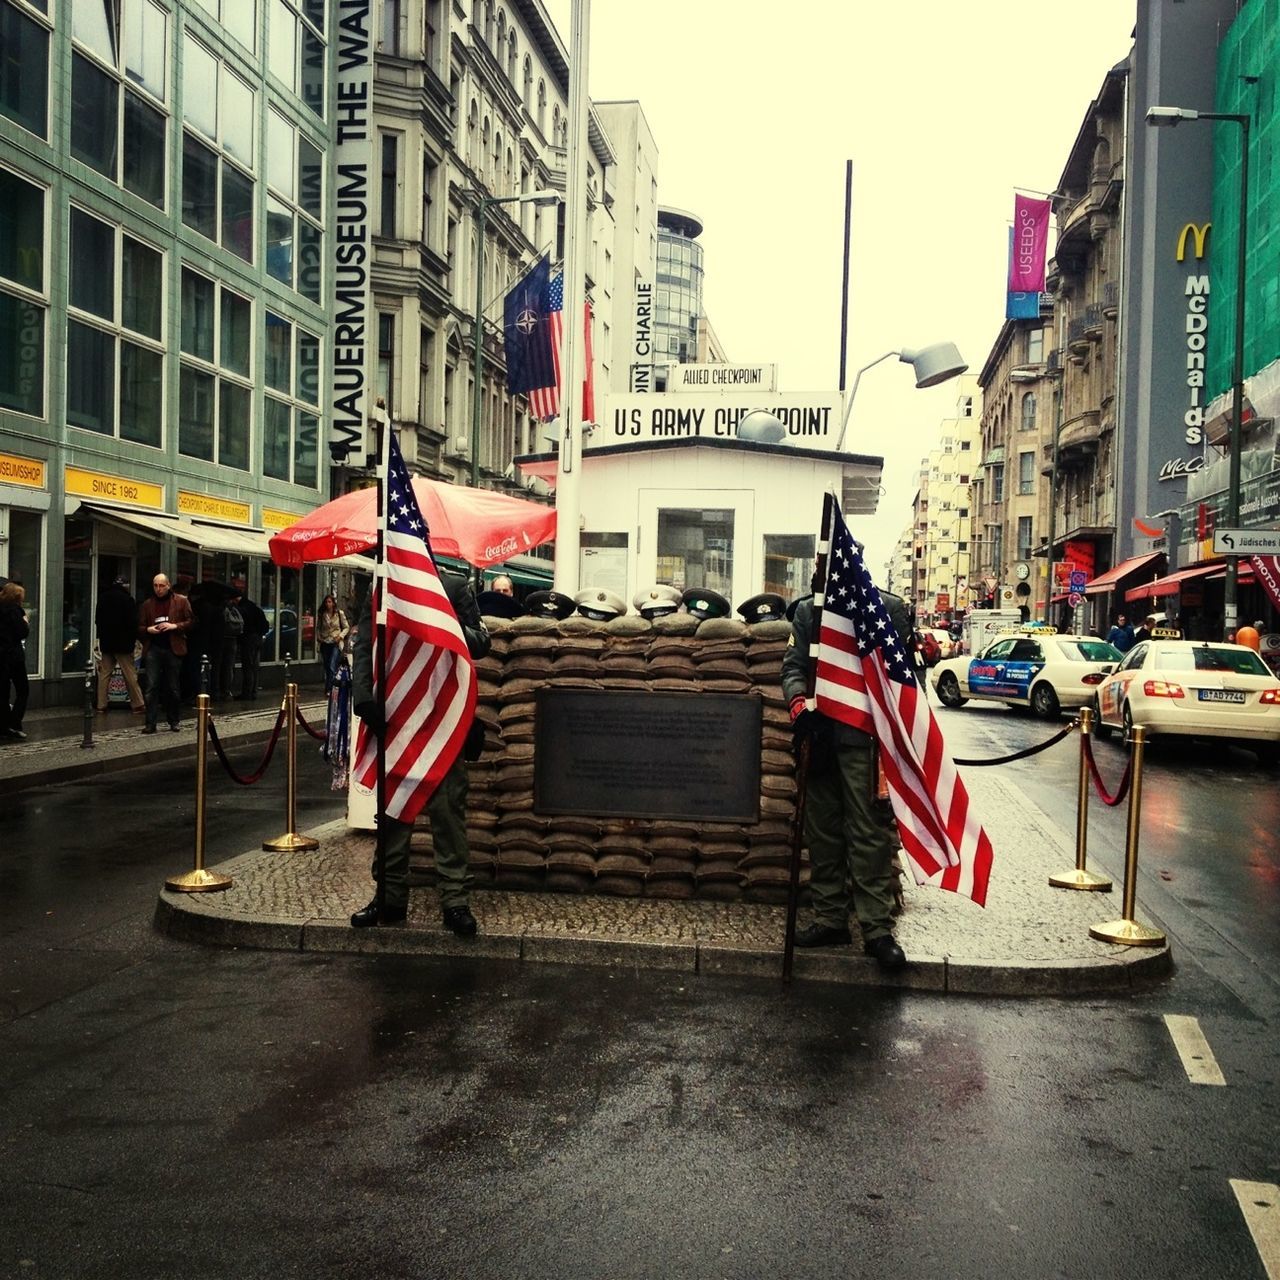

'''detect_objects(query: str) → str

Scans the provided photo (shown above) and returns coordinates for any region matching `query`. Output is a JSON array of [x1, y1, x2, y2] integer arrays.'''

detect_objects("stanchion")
[[1049, 706, 1112, 891], [80, 658, 96, 749], [262, 681, 320, 852], [1089, 724, 1165, 947], [165, 694, 232, 893]]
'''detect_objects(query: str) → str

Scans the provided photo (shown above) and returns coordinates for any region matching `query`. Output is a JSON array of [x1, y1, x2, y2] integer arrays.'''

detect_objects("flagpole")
[[783, 491, 835, 983], [374, 424, 391, 917], [552, 0, 591, 598]]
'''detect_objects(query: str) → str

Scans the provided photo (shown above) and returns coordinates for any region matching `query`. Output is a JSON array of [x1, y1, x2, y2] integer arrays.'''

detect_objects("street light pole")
[[1146, 106, 1251, 639], [468, 189, 560, 488]]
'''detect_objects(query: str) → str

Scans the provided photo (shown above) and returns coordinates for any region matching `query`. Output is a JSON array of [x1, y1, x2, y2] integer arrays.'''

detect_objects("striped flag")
[[352, 434, 476, 823], [813, 499, 993, 905], [528, 270, 563, 421], [504, 265, 594, 424]]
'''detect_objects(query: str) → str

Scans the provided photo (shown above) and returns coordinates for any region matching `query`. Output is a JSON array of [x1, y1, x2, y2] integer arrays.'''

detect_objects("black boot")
[[350, 899, 408, 928]]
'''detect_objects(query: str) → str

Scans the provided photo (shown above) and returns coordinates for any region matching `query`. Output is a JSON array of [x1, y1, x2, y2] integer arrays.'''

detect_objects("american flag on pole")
[[352, 434, 476, 823], [813, 498, 994, 905], [527, 271, 563, 421]]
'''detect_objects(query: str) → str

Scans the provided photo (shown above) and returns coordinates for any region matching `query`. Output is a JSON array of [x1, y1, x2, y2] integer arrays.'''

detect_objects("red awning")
[[1124, 562, 1223, 603], [1051, 591, 1070, 604], [1083, 552, 1165, 595]]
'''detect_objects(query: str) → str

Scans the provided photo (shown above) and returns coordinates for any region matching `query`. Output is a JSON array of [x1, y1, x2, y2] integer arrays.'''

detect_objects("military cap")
[[632, 583, 683, 619], [736, 592, 787, 625], [475, 589, 522, 620], [524, 589, 577, 620], [680, 587, 731, 621], [574, 587, 627, 621]]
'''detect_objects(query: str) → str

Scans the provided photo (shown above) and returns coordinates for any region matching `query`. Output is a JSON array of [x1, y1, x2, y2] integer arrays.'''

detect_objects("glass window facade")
[[179, 271, 254, 470], [0, 2, 49, 137]]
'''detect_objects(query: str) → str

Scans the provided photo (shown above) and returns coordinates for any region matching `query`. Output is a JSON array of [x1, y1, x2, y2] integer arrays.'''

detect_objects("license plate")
[[1198, 689, 1246, 704]]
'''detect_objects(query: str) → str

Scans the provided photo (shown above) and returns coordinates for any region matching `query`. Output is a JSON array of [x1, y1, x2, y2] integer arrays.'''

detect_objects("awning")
[[1084, 552, 1164, 595], [1124, 562, 1222, 603]]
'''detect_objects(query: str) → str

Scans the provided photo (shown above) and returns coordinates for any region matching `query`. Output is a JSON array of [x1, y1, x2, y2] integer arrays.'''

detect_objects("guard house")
[[514, 391, 884, 606]]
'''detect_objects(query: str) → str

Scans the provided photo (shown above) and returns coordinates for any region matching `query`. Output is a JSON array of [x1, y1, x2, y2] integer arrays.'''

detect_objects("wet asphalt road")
[[1, 720, 1278, 1278]]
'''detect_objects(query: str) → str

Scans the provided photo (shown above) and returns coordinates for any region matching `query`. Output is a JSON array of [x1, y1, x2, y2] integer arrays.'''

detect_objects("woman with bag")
[[316, 594, 349, 688], [0, 582, 31, 739]]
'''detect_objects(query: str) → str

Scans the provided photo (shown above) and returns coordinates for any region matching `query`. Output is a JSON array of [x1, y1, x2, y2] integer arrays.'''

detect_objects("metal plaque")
[[533, 689, 762, 822]]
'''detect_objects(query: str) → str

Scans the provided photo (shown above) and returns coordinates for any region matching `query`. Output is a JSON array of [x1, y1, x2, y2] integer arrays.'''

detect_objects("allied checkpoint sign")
[[600, 392, 845, 452], [534, 689, 762, 822]]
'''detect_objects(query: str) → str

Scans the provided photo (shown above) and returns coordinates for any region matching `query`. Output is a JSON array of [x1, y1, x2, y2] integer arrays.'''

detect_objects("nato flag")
[[503, 255, 556, 397]]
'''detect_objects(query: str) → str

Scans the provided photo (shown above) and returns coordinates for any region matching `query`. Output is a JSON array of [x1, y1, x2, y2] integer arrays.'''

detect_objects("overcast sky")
[[543, 0, 1138, 573]]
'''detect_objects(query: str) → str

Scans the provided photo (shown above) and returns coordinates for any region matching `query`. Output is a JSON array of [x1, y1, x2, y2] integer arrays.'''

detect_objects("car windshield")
[[1057, 640, 1121, 663], [1154, 645, 1270, 675]]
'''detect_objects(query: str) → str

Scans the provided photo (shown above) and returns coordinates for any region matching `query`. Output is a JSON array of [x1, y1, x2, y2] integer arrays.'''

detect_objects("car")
[[929, 628, 956, 660], [1092, 639, 1280, 763], [929, 629, 1122, 720]]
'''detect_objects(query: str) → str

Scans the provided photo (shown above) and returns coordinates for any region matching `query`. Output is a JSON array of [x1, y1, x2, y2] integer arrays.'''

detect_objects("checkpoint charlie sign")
[[600, 392, 844, 450], [666, 363, 778, 393]]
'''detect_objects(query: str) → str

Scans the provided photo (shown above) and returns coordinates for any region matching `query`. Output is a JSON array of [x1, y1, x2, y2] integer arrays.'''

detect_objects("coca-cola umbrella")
[[268, 478, 557, 569]]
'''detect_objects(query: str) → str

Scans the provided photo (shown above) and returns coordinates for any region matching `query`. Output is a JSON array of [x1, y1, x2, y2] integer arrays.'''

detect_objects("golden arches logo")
[[1176, 222, 1211, 262]]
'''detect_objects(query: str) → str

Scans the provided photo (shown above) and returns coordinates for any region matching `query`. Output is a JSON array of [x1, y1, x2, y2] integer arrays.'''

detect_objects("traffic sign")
[[1068, 570, 1087, 589], [1068, 591, 1083, 607], [1212, 528, 1280, 556]]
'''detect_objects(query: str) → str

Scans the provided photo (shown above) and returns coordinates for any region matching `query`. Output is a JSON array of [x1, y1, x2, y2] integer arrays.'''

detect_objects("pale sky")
[[544, 0, 1138, 573]]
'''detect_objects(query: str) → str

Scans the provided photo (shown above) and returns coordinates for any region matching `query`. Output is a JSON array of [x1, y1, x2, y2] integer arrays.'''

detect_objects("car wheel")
[[937, 672, 967, 708], [1122, 701, 1135, 741], [1030, 682, 1060, 720], [1091, 695, 1114, 740]]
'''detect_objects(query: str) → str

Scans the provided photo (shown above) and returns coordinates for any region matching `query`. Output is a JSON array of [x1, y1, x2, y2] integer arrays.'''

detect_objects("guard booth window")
[[763, 534, 814, 599], [656, 508, 733, 596]]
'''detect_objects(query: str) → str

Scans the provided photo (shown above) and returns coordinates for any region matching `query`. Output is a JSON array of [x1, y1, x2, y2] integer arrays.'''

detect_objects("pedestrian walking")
[[315, 594, 350, 688], [233, 592, 269, 700], [1106, 613, 1136, 653], [94, 577, 145, 715], [138, 574, 194, 733], [0, 582, 30, 740], [781, 564, 912, 970]]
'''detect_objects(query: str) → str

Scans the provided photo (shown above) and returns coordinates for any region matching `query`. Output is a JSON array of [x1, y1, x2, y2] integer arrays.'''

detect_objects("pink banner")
[[1251, 555, 1280, 613], [1007, 196, 1052, 294]]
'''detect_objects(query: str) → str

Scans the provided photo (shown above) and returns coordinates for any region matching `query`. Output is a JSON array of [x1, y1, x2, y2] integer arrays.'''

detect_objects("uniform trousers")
[[803, 742, 897, 941], [370, 755, 472, 910]]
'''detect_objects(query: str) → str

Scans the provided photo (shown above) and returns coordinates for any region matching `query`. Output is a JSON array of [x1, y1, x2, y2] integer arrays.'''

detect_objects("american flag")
[[813, 499, 993, 905], [352, 434, 476, 823], [527, 271, 563, 421]]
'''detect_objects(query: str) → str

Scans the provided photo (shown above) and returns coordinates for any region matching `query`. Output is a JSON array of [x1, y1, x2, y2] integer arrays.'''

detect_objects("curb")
[[153, 886, 1174, 996]]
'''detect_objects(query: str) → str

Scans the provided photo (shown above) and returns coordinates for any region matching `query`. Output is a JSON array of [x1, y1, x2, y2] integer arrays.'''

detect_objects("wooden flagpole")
[[783, 491, 835, 983]]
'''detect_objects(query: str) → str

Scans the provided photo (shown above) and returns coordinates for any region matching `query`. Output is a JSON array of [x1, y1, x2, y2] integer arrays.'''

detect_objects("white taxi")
[[1092, 638, 1280, 763], [929, 628, 1122, 720]]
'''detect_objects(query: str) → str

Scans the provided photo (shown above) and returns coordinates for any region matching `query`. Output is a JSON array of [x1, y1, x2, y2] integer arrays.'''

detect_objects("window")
[[179, 270, 252, 470], [418, 325, 432, 425], [1027, 327, 1045, 364], [0, 166, 46, 418], [377, 313, 395, 414], [67, 209, 164, 445], [262, 312, 321, 486], [270, 0, 325, 118], [379, 0, 402, 53], [380, 131, 399, 238], [71, 0, 169, 206], [1018, 450, 1035, 495], [992, 464, 1004, 504], [1020, 391, 1037, 431], [264, 111, 324, 300], [191, 0, 258, 51], [0, 1, 49, 138], [181, 39, 256, 262]]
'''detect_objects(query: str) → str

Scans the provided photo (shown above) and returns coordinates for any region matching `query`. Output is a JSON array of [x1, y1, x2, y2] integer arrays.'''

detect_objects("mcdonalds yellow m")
[[1176, 222, 1211, 262]]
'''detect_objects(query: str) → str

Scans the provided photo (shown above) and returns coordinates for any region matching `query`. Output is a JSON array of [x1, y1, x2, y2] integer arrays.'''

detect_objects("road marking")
[[1231, 1181, 1280, 1280], [1163, 1014, 1226, 1085]]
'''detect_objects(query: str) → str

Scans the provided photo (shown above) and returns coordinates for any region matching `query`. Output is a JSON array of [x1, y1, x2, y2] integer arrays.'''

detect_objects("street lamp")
[[1147, 104, 1251, 638], [468, 188, 560, 487], [835, 342, 968, 450]]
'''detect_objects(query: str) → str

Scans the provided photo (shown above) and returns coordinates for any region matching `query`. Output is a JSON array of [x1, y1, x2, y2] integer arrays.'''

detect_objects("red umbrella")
[[268, 479, 557, 569]]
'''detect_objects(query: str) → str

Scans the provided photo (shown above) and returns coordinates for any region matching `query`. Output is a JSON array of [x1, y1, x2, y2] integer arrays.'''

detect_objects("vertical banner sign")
[[1005, 227, 1040, 320], [1007, 195, 1051, 295], [630, 281, 653, 392], [329, 1, 374, 464], [1252, 555, 1280, 612]]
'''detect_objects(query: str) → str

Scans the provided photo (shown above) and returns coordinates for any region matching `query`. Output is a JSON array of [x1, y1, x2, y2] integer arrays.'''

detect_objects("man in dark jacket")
[[94, 577, 144, 714], [234, 593, 270, 701], [350, 573, 490, 936], [138, 574, 194, 733], [781, 573, 913, 970]]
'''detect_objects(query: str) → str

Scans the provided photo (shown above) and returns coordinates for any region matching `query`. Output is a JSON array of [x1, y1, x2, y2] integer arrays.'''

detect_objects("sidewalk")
[[4, 700, 1173, 994]]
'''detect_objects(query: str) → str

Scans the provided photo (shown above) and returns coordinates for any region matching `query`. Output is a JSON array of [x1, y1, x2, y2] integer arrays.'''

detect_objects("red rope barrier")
[[1082, 733, 1132, 807], [295, 703, 326, 742], [206, 709, 287, 785]]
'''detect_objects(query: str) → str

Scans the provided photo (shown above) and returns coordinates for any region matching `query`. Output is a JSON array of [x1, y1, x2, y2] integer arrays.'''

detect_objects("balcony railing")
[[1068, 317, 1088, 347], [1084, 302, 1104, 337], [1103, 280, 1120, 317]]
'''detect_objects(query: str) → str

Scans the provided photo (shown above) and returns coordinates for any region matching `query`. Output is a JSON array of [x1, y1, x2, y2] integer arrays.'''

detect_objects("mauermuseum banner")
[[600, 392, 844, 451]]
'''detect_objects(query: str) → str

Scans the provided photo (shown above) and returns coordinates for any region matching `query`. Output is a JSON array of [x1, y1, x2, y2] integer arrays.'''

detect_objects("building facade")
[[651, 204, 705, 388]]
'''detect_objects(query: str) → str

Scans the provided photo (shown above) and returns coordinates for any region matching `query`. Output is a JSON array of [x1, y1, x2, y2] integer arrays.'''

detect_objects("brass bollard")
[[1089, 724, 1166, 947], [1049, 707, 1112, 891], [263, 681, 320, 852], [80, 659, 96, 750], [166, 694, 232, 893]]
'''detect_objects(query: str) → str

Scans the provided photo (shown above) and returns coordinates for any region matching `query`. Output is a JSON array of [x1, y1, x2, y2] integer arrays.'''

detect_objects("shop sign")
[[667, 363, 778, 393], [0, 451, 46, 489], [178, 491, 251, 524], [262, 507, 303, 530], [602, 392, 844, 450], [65, 466, 163, 509], [629, 281, 653, 393]]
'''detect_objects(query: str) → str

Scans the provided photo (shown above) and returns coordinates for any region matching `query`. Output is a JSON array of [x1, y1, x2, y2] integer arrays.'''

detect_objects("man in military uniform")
[[350, 573, 490, 936], [780, 566, 912, 969]]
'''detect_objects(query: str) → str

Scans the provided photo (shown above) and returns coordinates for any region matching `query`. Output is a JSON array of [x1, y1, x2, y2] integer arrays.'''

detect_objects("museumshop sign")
[[601, 393, 843, 449]]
